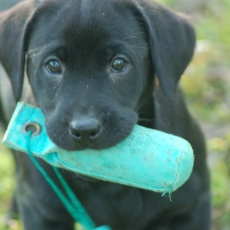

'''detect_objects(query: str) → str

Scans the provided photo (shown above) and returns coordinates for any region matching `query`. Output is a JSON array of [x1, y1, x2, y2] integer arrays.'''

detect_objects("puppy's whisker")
[[138, 118, 156, 122], [137, 110, 149, 115], [114, 126, 134, 133], [137, 102, 153, 115], [127, 51, 142, 55], [26, 51, 45, 59], [27, 45, 47, 53], [126, 45, 148, 49], [138, 118, 156, 125], [53, 80, 62, 90], [122, 32, 144, 40], [127, 45, 149, 49], [26, 45, 56, 59]]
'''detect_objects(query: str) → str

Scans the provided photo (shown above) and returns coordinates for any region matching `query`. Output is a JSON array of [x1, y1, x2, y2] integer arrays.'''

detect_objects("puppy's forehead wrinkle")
[[31, 1, 149, 63], [78, 0, 92, 16], [60, 1, 144, 39]]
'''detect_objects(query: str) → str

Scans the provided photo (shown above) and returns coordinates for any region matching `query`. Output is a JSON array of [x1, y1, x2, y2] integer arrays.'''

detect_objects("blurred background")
[[0, 0, 230, 229]]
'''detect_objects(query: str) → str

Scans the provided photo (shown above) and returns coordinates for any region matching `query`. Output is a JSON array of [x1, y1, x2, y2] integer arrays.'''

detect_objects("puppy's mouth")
[[47, 126, 133, 151], [46, 112, 138, 152], [46, 127, 134, 152]]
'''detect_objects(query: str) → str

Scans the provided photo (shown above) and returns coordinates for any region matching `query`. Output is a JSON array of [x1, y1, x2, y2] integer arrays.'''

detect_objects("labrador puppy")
[[0, 0, 211, 229]]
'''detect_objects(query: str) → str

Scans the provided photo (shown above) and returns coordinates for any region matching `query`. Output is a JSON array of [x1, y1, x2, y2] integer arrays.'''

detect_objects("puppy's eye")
[[111, 58, 127, 72], [46, 60, 62, 74]]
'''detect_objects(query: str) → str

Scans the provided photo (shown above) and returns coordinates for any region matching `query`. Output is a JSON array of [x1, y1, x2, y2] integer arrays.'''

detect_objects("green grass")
[[1, 0, 230, 229], [0, 139, 20, 230], [179, 0, 230, 228]]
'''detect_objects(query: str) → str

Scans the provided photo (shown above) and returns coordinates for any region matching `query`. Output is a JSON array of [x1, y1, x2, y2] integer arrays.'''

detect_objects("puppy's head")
[[0, 0, 195, 150]]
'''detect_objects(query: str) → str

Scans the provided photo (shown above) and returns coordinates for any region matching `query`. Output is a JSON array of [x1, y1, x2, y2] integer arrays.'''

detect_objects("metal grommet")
[[23, 122, 42, 136]]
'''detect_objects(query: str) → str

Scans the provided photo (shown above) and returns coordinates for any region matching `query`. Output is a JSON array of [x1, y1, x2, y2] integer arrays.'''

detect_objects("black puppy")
[[0, 0, 211, 229]]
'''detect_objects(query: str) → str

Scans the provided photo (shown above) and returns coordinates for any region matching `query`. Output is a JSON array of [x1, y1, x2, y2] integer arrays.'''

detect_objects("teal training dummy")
[[2, 102, 194, 193]]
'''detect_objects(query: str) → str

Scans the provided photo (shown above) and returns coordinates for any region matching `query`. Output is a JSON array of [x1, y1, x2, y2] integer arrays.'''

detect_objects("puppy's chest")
[[73, 181, 156, 227]]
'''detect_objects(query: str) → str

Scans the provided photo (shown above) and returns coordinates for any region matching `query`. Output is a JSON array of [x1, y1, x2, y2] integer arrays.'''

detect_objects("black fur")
[[0, 0, 211, 229]]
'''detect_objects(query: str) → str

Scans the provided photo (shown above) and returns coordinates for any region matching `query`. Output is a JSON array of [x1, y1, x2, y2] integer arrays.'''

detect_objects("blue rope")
[[25, 131, 111, 230], [52, 167, 95, 227]]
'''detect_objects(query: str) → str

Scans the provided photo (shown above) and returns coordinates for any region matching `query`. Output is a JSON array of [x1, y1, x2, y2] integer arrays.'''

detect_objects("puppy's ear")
[[0, 1, 37, 101], [136, 1, 195, 100]]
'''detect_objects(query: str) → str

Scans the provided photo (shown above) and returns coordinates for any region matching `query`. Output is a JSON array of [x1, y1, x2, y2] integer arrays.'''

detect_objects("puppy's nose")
[[69, 119, 101, 140]]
